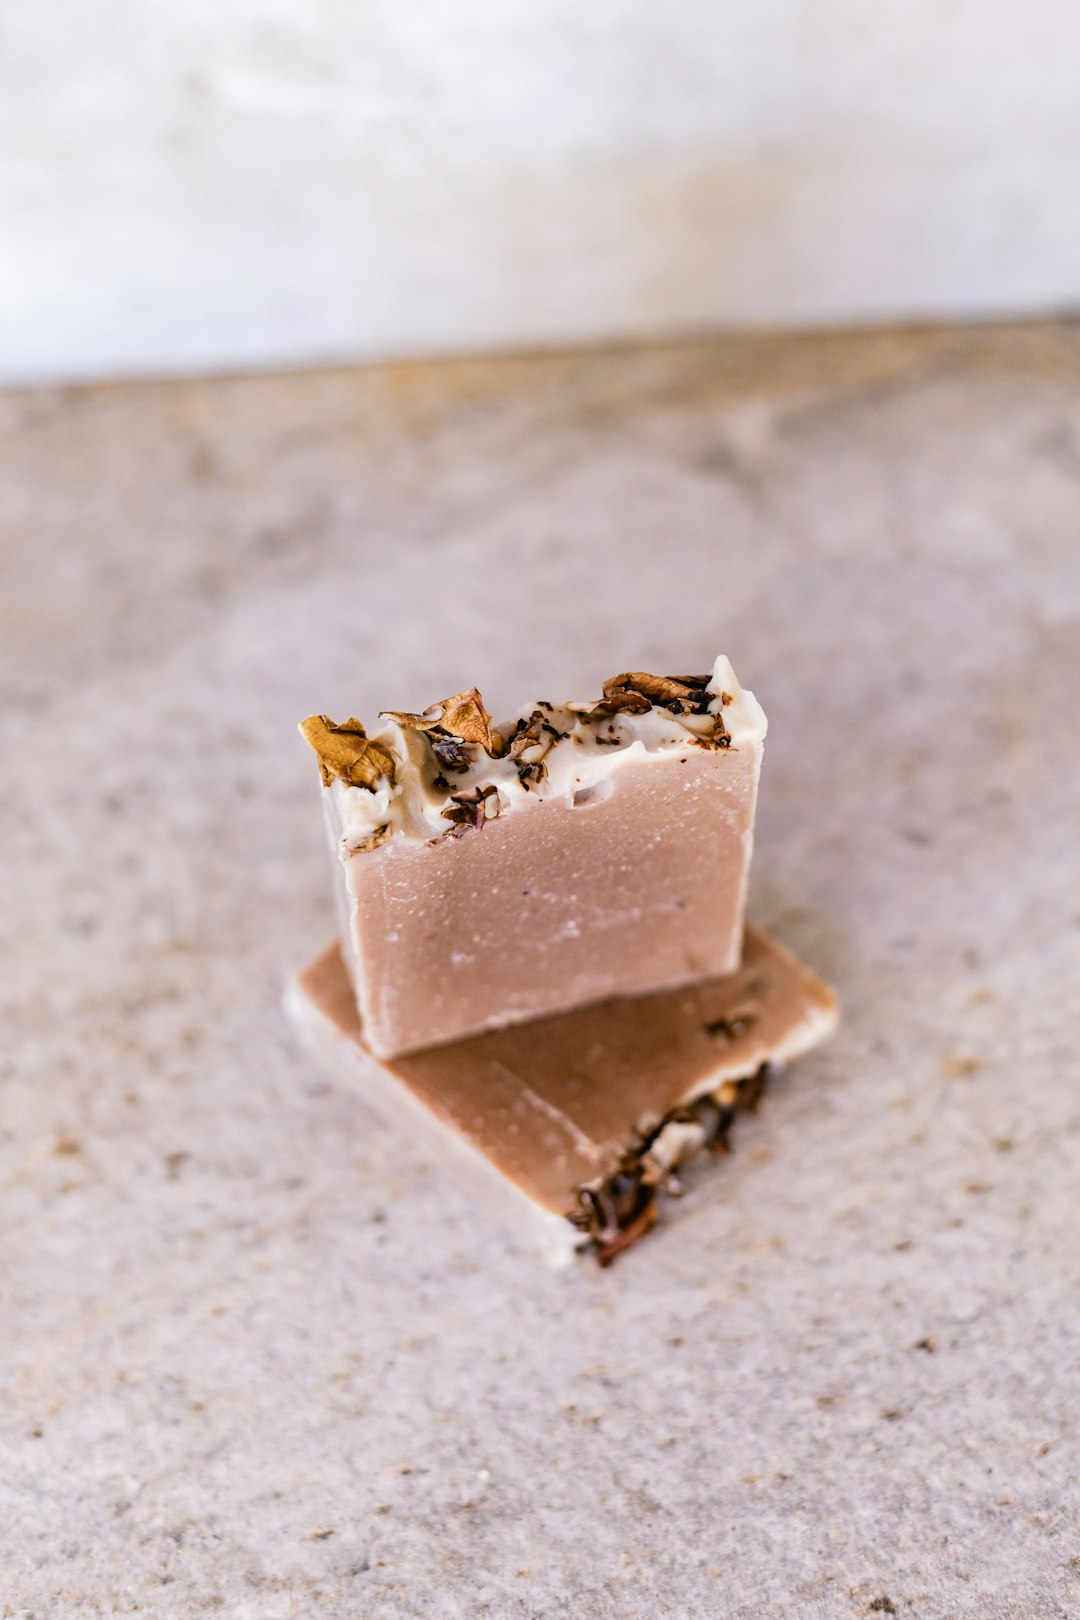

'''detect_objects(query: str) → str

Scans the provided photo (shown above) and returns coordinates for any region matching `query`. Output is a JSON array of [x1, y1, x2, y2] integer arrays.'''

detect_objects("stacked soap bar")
[[301, 657, 767, 1057], [289, 926, 837, 1266], [292, 655, 837, 1263]]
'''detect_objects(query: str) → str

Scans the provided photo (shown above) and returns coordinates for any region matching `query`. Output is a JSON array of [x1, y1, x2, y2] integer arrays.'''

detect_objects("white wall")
[[2, 1, 1079, 383]]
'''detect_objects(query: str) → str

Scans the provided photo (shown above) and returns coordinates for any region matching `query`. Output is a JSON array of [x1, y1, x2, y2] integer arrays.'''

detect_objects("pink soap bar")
[[287, 925, 838, 1265], [300, 657, 766, 1058]]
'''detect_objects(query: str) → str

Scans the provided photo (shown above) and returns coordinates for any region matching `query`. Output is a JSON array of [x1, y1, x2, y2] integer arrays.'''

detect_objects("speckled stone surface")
[[1, 325, 1078, 1619]]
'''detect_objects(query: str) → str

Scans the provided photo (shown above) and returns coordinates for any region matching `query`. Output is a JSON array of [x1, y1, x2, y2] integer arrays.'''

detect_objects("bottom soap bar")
[[286, 927, 838, 1266]]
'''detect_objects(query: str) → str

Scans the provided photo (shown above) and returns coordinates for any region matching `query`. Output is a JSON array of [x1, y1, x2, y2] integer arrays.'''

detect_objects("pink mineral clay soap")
[[286, 927, 838, 1265], [299, 657, 767, 1059]]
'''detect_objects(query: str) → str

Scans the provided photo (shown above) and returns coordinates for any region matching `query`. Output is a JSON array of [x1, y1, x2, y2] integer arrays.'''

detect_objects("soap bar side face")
[[348, 740, 762, 1057]]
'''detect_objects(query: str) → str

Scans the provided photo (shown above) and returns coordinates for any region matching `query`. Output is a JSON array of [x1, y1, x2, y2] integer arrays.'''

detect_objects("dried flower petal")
[[569, 1063, 772, 1264], [441, 783, 501, 835], [346, 824, 391, 857], [299, 715, 396, 790], [574, 670, 718, 720], [380, 702, 443, 731], [440, 689, 496, 748], [602, 672, 714, 715], [507, 708, 567, 787], [381, 687, 498, 756], [591, 689, 653, 716], [507, 709, 542, 761], [430, 736, 474, 774]]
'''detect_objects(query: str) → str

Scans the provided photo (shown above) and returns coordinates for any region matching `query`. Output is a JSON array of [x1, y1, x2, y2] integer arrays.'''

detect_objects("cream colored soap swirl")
[[330, 654, 766, 855]]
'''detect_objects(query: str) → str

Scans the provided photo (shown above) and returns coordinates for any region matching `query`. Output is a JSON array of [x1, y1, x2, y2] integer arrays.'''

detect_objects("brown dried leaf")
[[573, 670, 717, 720], [299, 715, 396, 790], [591, 688, 652, 716], [602, 672, 713, 714]]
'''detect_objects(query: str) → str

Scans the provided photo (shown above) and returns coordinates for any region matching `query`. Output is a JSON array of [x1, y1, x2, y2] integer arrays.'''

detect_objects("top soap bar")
[[300, 656, 767, 1058]]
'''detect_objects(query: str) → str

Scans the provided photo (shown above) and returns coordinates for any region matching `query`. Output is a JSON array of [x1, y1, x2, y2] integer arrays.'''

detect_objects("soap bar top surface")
[[300, 656, 765, 855], [300, 656, 767, 1057]]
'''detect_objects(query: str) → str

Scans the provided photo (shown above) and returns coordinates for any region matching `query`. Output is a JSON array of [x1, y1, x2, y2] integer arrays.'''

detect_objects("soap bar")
[[287, 926, 837, 1265], [300, 656, 766, 1057]]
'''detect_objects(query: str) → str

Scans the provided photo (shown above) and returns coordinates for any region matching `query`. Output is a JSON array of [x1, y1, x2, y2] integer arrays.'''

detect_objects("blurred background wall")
[[2, 0, 1079, 385]]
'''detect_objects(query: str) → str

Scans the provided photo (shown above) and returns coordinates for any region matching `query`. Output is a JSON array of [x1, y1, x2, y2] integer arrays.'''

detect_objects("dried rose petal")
[[430, 735, 474, 774], [346, 824, 391, 857], [603, 672, 714, 714], [591, 688, 652, 716], [574, 670, 717, 720], [441, 783, 501, 834], [299, 715, 396, 790], [381, 687, 498, 755], [507, 709, 567, 786], [440, 689, 496, 749]]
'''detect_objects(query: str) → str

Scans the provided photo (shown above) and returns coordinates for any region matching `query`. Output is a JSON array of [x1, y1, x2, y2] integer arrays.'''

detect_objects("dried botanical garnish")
[[441, 783, 502, 835], [604, 672, 715, 714], [346, 824, 391, 857], [299, 715, 396, 790], [704, 1010, 756, 1040], [507, 708, 567, 788], [383, 687, 504, 775], [381, 687, 499, 763], [573, 670, 720, 722], [430, 735, 474, 774], [569, 1064, 770, 1265], [586, 686, 651, 717], [573, 1177, 659, 1265]]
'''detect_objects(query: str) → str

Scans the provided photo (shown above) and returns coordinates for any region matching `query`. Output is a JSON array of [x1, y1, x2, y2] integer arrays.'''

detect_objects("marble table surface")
[[2, 324, 1078, 1618]]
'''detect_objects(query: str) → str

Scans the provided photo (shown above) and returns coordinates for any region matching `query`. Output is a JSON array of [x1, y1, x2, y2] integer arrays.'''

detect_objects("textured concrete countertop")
[[2, 325, 1078, 1618]]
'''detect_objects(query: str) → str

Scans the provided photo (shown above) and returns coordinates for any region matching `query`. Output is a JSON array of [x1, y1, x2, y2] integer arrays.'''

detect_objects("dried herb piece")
[[589, 687, 652, 716], [571, 1173, 659, 1267], [507, 709, 544, 761], [381, 687, 499, 759], [299, 715, 396, 791], [507, 708, 568, 788], [441, 783, 501, 835], [430, 736, 474, 774], [569, 1064, 771, 1265], [604, 672, 714, 714], [346, 824, 391, 857], [574, 670, 719, 721], [704, 1010, 756, 1041]]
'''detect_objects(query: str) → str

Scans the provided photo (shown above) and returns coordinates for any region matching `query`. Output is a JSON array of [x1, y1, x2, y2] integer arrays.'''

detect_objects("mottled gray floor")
[[1, 325, 1078, 1618]]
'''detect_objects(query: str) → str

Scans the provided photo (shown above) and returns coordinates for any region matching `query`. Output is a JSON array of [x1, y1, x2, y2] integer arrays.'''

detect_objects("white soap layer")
[[328, 654, 766, 853]]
